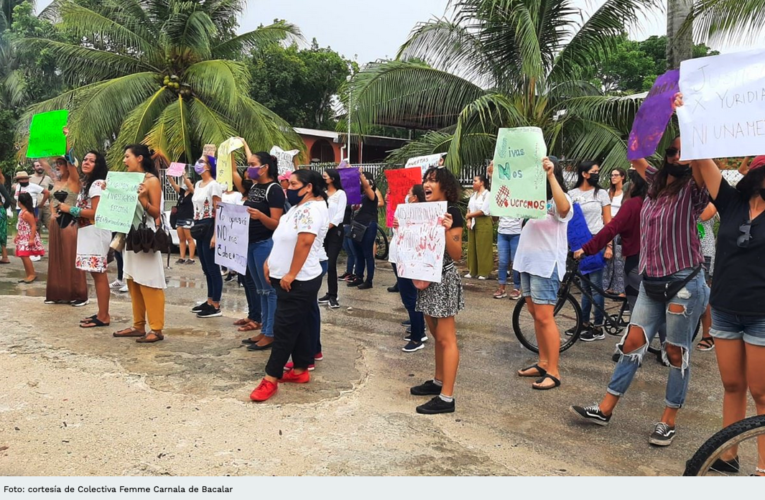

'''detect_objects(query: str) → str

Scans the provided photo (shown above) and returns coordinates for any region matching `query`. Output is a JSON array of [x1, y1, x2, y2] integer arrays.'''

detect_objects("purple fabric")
[[567, 204, 606, 275], [627, 70, 680, 161], [339, 168, 361, 205]]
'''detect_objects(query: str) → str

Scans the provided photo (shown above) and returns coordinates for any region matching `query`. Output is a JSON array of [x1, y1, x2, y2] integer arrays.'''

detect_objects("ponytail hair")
[[252, 152, 278, 181], [292, 169, 328, 203], [124, 144, 158, 178]]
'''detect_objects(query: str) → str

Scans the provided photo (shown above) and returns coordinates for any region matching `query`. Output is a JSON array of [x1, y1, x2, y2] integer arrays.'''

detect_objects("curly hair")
[[737, 164, 765, 200], [423, 167, 461, 203]]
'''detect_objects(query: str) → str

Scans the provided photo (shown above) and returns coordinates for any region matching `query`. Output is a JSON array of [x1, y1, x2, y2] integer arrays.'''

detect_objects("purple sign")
[[339, 168, 361, 205], [627, 70, 680, 161]]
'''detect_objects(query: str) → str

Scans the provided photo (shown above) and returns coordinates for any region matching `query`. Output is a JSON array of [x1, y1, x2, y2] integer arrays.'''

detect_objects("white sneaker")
[[30, 255, 41, 262], [464, 273, 472, 279], [110, 279, 124, 289], [478, 276, 487, 280], [119, 284, 128, 293]]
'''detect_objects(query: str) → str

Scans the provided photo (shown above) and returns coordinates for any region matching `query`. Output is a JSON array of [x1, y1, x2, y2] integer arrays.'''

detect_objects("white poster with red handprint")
[[393, 201, 448, 283]]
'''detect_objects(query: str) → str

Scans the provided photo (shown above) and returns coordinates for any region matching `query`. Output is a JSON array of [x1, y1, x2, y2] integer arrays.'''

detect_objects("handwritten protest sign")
[[384, 167, 423, 227], [339, 168, 361, 205], [678, 48, 765, 160], [394, 201, 447, 283], [627, 70, 679, 160], [214, 203, 250, 274], [167, 162, 185, 177], [94, 172, 144, 233], [217, 137, 244, 190], [27, 110, 69, 159], [490, 127, 547, 219], [405, 154, 443, 177], [202, 144, 216, 157], [270, 146, 299, 175]]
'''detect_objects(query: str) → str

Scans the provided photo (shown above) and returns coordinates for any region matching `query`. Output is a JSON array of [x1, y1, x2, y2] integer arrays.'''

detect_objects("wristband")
[[70, 206, 81, 218]]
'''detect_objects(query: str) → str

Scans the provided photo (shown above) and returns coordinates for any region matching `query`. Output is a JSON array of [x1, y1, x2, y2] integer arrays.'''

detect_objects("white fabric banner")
[[678, 48, 765, 160]]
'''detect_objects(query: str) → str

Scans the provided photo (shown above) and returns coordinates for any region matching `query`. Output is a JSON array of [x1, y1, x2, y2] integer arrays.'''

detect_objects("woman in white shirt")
[[190, 155, 224, 318], [567, 161, 612, 341], [318, 168, 347, 309], [514, 156, 573, 390], [604, 168, 627, 296], [465, 174, 492, 279], [250, 170, 329, 402]]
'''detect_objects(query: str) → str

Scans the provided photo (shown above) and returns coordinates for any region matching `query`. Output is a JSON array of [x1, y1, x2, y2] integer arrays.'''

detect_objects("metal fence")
[[297, 162, 491, 187]]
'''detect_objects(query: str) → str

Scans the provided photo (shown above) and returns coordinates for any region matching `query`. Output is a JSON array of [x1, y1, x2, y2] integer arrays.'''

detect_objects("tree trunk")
[[666, 0, 694, 69]]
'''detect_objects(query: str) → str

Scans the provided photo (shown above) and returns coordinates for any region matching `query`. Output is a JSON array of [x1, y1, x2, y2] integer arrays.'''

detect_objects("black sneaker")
[[401, 320, 411, 326], [318, 294, 330, 304], [403, 334, 428, 342], [347, 277, 363, 287], [569, 404, 611, 426], [191, 302, 212, 314], [387, 285, 399, 293], [410, 380, 442, 396], [224, 273, 236, 283], [338, 272, 351, 281], [710, 456, 740, 473], [416, 396, 455, 414], [197, 307, 222, 318], [402, 341, 425, 352], [648, 422, 676, 446], [565, 325, 582, 337], [328, 298, 340, 309], [580, 327, 605, 342], [70, 299, 90, 308], [357, 281, 373, 290]]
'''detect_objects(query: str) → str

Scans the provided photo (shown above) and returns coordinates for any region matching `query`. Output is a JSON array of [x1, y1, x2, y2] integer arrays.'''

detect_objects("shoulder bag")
[[641, 266, 702, 303]]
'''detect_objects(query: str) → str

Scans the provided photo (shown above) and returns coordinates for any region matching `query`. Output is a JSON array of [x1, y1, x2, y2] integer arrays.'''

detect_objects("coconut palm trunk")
[[667, 0, 694, 69]]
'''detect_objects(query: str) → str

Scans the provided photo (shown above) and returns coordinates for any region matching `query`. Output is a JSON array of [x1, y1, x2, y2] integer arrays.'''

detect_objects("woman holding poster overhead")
[[407, 168, 464, 415], [465, 174, 492, 280], [347, 170, 378, 290]]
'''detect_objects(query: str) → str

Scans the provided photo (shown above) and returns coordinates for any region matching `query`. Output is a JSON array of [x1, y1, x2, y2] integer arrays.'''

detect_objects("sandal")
[[233, 318, 250, 326], [697, 337, 715, 351], [80, 318, 110, 329], [0, 260, 10, 264], [518, 364, 547, 378], [18, 277, 37, 284], [112, 328, 146, 338], [532, 374, 561, 390], [80, 314, 97, 324], [136, 331, 164, 343], [238, 321, 262, 333], [242, 334, 265, 345]]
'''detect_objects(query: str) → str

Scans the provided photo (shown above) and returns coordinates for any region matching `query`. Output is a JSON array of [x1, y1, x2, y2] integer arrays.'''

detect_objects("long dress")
[[46, 186, 88, 302], [75, 181, 111, 273]]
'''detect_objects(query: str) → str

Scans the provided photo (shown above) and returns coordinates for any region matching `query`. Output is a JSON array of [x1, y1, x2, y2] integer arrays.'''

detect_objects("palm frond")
[[211, 21, 303, 58], [164, 6, 216, 62], [144, 97, 193, 162], [683, 0, 765, 46], [183, 59, 249, 114], [107, 86, 174, 166], [557, 117, 628, 172], [187, 97, 238, 148], [231, 96, 305, 153]]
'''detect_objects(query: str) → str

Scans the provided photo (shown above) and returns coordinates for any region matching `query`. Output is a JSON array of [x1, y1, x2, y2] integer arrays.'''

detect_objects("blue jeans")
[[394, 264, 425, 341], [581, 265, 605, 326], [195, 221, 222, 302], [711, 309, 765, 347], [343, 226, 356, 275], [242, 268, 262, 323], [608, 268, 709, 408], [497, 233, 521, 288], [353, 221, 377, 283], [309, 261, 328, 357], [520, 266, 560, 306], [247, 239, 276, 337]]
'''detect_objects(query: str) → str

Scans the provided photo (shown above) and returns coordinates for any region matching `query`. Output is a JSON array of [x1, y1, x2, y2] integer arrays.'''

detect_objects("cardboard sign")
[[167, 162, 186, 177], [405, 154, 443, 177], [394, 201, 448, 283], [270, 146, 299, 175], [27, 110, 69, 159], [214, 203, 250, 274], [678, 48, 765, 160], [489, 127, 547, 219], [627, 70, 679, 161], [339, 168, 361, 205], [202, 144, 216, 157], [217, 137, 244, 190], [384, 167, 423, 228], [94, 172, 144, 233]]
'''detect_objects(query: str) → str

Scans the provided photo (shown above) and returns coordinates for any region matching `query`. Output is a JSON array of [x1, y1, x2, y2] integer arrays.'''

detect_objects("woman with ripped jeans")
[[571, 126, 710, 447]]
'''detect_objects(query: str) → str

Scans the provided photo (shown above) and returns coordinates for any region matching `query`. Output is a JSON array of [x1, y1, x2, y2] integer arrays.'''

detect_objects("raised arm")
[[167, 174, 181, 194], [700, 202, 717, 222], [693, 159, 722, 201], [359, 168, 375, 201], [545, 158, 570, 217], [231, 152, 246, 195], [183, 173, 194, 192]]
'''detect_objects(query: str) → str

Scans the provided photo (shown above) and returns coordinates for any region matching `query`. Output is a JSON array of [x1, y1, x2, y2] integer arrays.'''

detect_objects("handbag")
[[642, 266, 702, 303], [349, 220, 368, 243], [189, 218, 213, 240], [127, 211, 168, 254], [152, 212, 172, 253]]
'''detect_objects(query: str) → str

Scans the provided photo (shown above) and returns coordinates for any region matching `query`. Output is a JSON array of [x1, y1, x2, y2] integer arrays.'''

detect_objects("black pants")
[[324, 225, 344, 298], [265, 274, 323, 378]]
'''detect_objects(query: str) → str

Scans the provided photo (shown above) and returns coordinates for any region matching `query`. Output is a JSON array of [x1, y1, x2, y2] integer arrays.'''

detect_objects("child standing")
[[15, 192, 45, 283]]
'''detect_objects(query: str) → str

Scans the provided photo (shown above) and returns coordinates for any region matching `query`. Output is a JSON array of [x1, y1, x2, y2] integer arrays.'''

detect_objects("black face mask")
[[666, 163, 690, 178], [19, 181, 29, 187], [587, 173, 600, 186]]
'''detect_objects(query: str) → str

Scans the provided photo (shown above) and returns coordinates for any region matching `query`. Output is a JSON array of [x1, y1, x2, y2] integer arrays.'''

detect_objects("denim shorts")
[[710, 308, 765, 347], [520, 266, 560, 306], [176, 219, 193, 228]]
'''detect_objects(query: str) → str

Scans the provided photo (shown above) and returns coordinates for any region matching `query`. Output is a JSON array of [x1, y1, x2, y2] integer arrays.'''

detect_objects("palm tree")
[[16, 0, 304, 164], [349, 0, 664, 172]]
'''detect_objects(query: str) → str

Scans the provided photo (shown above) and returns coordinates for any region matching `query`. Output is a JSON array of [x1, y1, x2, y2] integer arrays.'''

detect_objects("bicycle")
[[684, 415, 765, 476], [374, 225, 389, 261]]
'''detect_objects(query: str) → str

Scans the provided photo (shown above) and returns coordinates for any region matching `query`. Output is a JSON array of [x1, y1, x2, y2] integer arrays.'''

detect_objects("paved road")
[[0, 253, 742, 476]]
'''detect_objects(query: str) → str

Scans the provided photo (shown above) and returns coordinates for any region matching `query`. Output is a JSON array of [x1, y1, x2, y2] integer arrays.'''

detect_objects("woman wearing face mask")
[[318, 168, 347, 309], [231, 140, 285, 350], [58, 150, 111, 329], [41, 156, 88, 306], [167, 172, 196, 265], [604, 168, 627, 297], [0, 178, 10, 264], [188, 155, 224, 318], [567, 161, 612, 342], [571, 99, 711, 446], [347, 170, 378, 289], [465, 174, 492, 280], [250, 170, 329, 402], [111, 144, 166, 343]]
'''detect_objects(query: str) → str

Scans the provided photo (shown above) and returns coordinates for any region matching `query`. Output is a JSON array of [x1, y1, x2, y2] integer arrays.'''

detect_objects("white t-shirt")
[[498, 217, 523, 235], [15, 183, 45, 209], [610, 192, 624, 217], [221, 191, 243, 205], [327, 190, 347, 227], [268, 200, 329, 281], [514, 195, 574, 280], [467, 189, 491, 229], [568, 187, 610, 235], [192, 180, 223, 220]]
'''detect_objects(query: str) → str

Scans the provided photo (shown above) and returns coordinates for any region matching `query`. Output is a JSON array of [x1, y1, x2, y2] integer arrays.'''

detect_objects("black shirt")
[[445, 204, 465, 263], [243, 181, 285, 242], [710, 177, 765, 316], [176, 188, 194, 221], [354, 192, 378, 225]]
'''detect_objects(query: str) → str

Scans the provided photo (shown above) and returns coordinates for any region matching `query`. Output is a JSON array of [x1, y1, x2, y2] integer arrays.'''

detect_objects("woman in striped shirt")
[[571, 95, 711, 447]]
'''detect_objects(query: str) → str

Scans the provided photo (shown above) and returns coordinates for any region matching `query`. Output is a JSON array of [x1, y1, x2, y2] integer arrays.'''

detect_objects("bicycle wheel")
[[512, 294, 582, 354], [374, 226, 389, 260], [684, 415, 765, 476]]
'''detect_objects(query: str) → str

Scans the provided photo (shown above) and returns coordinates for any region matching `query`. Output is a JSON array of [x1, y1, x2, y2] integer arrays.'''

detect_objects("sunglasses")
[[738, 219, 752, 248], [665, 147, 680, 157]]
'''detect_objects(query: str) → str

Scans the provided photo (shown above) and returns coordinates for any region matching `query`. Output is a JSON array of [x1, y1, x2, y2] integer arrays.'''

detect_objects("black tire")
[[512, 294, 583, 354], [646, 319, 702, 356], [683, 415, 765, 476], [374, 226, 389, 260]]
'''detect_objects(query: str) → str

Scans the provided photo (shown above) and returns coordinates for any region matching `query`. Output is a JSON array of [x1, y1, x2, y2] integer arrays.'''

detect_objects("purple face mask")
[[247, 166, 261, 180], [194, 160, 206, 175]]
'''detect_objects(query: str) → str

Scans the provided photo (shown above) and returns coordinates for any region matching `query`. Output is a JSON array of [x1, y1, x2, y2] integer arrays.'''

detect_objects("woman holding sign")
[[407, 168, 464, 414]]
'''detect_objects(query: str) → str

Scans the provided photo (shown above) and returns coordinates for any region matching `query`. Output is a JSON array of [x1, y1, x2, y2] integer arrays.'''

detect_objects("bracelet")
[[70, 206, 81, 218]]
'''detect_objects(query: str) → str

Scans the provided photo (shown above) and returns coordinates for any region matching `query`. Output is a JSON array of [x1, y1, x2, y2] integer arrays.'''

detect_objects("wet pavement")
[[0, 248, 745, 476]]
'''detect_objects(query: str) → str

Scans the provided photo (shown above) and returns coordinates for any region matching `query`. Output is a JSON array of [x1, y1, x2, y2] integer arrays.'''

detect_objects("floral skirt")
[[416, 264, 464, 318], [76, 225, 111, 273]]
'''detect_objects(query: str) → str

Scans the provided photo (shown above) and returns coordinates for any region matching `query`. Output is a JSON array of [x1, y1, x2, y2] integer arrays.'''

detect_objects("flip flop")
[[532, 374, 561, 391], [518, 364, 547, 378], [233, 318, 250, 326], [238, 321, 262, 333], [0, 260, 10, 264], [80, 318, 110, 329], [80, 315, 97, 324], [17, 277, 37, 284], [136, 332, 164, 343], [112, 328, 146, 338]]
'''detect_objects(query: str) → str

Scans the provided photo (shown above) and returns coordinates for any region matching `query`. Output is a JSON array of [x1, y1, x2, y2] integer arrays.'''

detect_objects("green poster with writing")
[[489, 127, 547, 219], [27, 110, 69, 159], [95, 172, 144, 233]]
